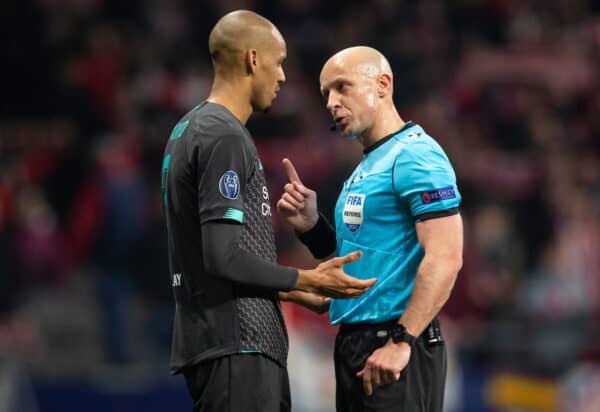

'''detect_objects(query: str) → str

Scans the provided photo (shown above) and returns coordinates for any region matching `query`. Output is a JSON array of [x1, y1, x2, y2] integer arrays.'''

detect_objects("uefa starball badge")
[[219, 170, 240, 199]]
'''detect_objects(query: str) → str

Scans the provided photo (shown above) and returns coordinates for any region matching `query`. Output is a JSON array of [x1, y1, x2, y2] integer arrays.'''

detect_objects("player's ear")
[[246, 49, 258, 75], [377, 73, 392, 98]]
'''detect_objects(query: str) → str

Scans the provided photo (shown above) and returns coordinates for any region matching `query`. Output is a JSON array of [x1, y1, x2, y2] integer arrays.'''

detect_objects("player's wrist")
[[294, 269, 318, 293]]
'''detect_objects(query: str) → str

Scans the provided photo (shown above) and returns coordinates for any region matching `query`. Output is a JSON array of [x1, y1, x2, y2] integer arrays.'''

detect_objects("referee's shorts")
[[334, 317, 447, 412], [182, 353, 291, 412]]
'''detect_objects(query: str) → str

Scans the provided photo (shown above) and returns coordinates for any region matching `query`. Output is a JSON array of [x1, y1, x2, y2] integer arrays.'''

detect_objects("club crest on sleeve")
[[219, 170, 240, 199], [420, 187, 455, 204]]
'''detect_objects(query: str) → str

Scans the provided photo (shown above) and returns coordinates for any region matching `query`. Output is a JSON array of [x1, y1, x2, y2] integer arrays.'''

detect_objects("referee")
[[161, 13, 376, 412], [277, 46, 463, 412]]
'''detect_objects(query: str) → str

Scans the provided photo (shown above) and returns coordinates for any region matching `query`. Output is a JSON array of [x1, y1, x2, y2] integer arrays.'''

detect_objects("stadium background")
[[1, 0, 599, 411]]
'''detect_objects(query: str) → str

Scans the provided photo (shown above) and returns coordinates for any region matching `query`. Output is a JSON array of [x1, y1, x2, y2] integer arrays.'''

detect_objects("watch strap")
[[390, 323, 416, 345]]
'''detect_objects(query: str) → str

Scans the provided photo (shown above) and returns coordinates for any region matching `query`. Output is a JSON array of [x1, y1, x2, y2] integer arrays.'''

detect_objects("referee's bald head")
[[209, 10, 284, 74], [321, 46, 393, 93]]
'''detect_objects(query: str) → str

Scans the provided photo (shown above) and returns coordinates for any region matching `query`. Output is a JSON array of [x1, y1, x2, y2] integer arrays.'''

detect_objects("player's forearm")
[[278, 290, 329, 313], [279, 290, 309, 303], [279, 290, 326, 306], [398, 252, 461, 336], [202, 221, 298, 290]]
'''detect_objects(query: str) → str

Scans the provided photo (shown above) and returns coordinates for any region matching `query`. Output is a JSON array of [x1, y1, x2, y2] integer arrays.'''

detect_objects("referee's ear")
[[377, 73, 392, 98]]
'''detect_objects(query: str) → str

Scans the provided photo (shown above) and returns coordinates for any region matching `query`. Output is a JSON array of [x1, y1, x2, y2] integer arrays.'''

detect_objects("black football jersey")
[[161, 101, 288, 373]]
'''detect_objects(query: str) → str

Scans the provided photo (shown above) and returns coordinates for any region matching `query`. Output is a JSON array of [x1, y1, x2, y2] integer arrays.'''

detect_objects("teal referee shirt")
[[330, 122, 461, 325]]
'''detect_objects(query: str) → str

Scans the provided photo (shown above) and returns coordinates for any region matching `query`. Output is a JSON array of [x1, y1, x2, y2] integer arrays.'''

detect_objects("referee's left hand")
[[356, 340, 411, 396], [277, 158, 319, 233]]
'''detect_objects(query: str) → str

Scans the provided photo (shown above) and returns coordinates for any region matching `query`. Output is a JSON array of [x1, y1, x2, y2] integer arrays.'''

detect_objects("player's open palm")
[[314, 251, 377, 298], [277, 158, 319, 233]]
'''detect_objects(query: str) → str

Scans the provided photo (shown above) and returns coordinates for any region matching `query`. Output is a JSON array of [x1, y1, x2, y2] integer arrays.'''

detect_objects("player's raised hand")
[[296, 251, 377, 298], [277, 158, 319, 233]]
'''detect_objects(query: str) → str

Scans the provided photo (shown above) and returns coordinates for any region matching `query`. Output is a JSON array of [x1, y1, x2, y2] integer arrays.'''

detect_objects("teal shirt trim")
[[161, 154, 171, 208], [223, 208, 244, 223], [169, 120, 189, 140]]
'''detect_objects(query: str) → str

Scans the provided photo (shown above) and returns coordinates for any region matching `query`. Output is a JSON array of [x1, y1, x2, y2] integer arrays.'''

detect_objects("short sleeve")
[[197, 132, 251, 225], [393, 137, 461, 219]]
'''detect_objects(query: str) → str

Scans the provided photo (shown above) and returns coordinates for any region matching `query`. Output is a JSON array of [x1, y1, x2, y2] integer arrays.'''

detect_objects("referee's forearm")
[[398, 253, 460, 336]]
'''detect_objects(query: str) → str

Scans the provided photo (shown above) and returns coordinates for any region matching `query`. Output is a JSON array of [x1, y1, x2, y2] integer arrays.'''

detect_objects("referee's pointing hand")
[[277, 158, 319, 233]]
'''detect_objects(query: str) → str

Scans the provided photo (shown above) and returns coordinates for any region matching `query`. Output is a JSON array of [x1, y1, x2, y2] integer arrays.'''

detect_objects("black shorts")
[[334, 318, 447, 412], [182, 353, 291, 412]]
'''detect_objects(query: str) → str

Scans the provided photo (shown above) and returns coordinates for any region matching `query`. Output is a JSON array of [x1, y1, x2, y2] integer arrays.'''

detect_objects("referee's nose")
[[326, 90, 341, 113]]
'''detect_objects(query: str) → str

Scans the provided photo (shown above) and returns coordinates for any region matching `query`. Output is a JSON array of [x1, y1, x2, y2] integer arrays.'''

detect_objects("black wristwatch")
[[389, 323, 416, 346]]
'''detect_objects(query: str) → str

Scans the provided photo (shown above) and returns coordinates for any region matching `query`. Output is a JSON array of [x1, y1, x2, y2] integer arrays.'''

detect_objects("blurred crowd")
[[1, 0, 599, 411]]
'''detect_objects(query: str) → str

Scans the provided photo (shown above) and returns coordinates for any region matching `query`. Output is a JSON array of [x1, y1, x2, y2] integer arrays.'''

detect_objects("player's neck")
[[208, 77, 253, 124], [360, 107, 404, 149]]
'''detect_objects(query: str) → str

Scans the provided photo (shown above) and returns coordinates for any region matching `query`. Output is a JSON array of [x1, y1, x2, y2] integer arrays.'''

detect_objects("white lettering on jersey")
[[172, 273, 182, 287], [261, 185, 272, 216]]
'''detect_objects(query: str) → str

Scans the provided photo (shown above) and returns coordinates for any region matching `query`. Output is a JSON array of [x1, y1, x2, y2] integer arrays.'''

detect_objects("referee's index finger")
[[282, 158, 302, 184]]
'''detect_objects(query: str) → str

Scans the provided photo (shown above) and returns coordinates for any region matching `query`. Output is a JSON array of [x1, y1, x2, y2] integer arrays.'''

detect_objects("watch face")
[[391, 324, 414, 344], [391, 324, 406, 343]]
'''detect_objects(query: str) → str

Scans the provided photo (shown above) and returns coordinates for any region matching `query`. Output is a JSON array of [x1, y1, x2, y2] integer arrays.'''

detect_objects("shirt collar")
[[363, 121, 416, 154]]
